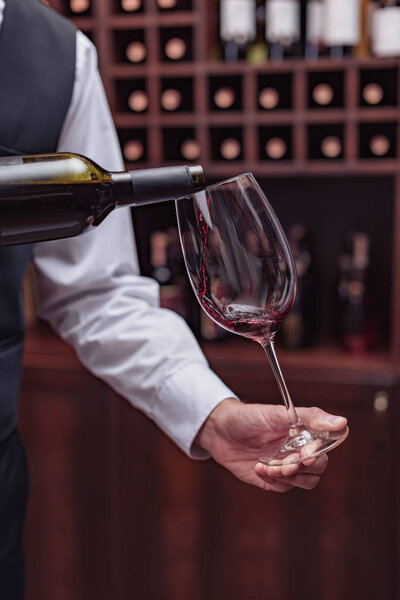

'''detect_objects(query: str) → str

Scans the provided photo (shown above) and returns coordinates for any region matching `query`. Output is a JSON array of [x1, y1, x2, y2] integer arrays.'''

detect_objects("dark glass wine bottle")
[[0, 153, 205, 246], [323, 0, 360, 58], [371, 0, 400, 58], [219, 0, 257, 61], [265, 0, 302, 60], [336, 229, 378, 354], [279, 224, 316, 350]]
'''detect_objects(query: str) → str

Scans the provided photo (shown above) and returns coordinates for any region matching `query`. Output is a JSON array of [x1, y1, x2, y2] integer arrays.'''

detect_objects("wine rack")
[[50, 0, 400, 368]]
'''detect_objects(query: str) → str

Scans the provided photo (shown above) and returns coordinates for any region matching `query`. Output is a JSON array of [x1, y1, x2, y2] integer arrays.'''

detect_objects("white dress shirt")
[[0, 5, 236, 458]]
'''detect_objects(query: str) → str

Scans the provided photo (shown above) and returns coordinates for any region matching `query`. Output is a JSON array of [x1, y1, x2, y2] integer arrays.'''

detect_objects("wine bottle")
[[128, 90, 149, 112], [160, 88, 183, 111], [122, 139, 145, 162], [247, 0, 269, 63], [219, 0, 257, 62], [69, 0, 90, 14], [323, 0, 360, 58], [265, 0, 301, 60], [120, 0, 142, 12], [305, 0, 326, 59], [337, 230, 378, 354], [0, 153, 205, 246], [371, 0, 400, 57], [150, 229, 189, 319], [280, 224, 316, 349]]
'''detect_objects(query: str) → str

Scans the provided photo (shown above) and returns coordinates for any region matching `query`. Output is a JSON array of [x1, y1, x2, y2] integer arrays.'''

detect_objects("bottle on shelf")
[[160, 78, 193, 112], [308, 71, 344, 109], [360, 67, 398, 107], [162, 128, 200, 161], [150, 229, 190, 320], [123, 139, 145, 162], [209, 75, 242, 111], [161, 28, 192, 61], [305, 0, 327, 59], [322, 0, 361, 58], [359, 122, 397, 159], [279, 224, 316, 350], [308, 124, 344, 159], [160, 88, 183, 111], [125, 38, 147, 64], [220, 137, 242, 160], [128, 90, 149, 113], [259, 126, 292, 160], [247, 0, 269, 63], [68, 0, 90, 14], [120, 0, 142, 13], [219, 0, 257, 61], [157, 0, 192, 10], [371, 0, 400, 58], [0, 153, 205, 246], [265, 0, 302, 60], [336, 229, 378, 354], [257, 73, 293, 110]]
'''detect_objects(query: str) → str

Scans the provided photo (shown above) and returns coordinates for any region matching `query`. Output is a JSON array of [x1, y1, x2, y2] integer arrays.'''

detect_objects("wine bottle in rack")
[[359, 122, 397, 159], [123, 139, 146, 162], [360, 67, 397, 107], [157, 0, 192, 10], [118, 129, 147, 162], [210, 128, 243, 161], [68, 0, 90, 15], [161, 27, 192, 61], [259, 126, 292, 160], [258, 73, 292, 110], [323, 0, 360, 58], [150, 229, 190, 320], [219, 0, 257, 61], [162, 128, 201, 161], [209, 76, 242, 111], [160, 78, 193, 112], [279, 224, 316, 349], [308, 124, 344, 159], [265, 0, 302, 60], [120, 0, 143, 13], [336, 230, 378, 354], [371, 1, 400, 58], [308, 71, 344, 109], [305, 0, 327, 59], [115, 31, 147, 64], [247, 0, 269, 63]]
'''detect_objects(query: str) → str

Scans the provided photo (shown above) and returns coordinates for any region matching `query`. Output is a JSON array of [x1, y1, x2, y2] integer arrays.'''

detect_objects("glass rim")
[[201, 172, 254, 193]]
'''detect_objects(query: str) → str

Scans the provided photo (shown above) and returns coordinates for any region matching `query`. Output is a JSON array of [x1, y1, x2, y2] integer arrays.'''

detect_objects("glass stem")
[[262, 341, 301, 429]]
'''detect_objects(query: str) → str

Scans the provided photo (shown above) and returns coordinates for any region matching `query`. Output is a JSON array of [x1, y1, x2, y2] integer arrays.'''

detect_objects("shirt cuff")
[[151, 362, 238, 459]]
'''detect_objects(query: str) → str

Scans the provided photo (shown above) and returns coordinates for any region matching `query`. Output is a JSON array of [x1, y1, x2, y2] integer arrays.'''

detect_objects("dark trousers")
[[0, 429, 29, 600]]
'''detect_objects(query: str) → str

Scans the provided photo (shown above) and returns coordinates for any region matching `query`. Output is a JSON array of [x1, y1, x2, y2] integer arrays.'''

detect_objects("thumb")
[[296, 406, 347, 432]]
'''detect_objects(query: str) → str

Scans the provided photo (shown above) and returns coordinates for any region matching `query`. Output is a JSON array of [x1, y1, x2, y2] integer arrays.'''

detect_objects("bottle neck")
[[113, 165, 205, 207], [111, 171, 136, 206]]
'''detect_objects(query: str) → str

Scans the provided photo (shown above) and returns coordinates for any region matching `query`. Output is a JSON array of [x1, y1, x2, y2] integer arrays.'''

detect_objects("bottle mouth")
[[188, 165, 205, 189]]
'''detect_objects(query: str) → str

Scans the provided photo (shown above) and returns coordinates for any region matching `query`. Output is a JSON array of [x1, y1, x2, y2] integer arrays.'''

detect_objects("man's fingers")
[[254, 453, 328, 491], [296, 406, 347, 432]]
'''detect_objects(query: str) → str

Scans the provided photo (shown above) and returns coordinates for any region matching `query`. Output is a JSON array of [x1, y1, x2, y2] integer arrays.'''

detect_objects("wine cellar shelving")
[[51, 0, 400, 375]]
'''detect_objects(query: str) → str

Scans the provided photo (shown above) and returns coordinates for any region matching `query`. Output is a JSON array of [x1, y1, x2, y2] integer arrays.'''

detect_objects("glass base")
[[258, 425, 349, 466]]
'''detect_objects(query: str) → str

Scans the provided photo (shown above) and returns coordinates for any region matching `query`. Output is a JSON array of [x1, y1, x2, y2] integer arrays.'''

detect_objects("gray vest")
[[0, 0, 76, 440]]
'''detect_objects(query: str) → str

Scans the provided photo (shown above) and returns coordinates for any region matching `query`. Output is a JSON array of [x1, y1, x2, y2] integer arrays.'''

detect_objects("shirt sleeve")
[[32, 31, 237, 459]]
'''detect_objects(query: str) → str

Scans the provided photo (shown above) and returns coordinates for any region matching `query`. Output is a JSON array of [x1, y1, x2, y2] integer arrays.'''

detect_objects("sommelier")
[[0, 0, 347, 597]]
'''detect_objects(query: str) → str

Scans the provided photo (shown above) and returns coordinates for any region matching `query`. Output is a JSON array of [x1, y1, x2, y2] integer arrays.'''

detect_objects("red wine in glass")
[[176, 173, 348, 465]]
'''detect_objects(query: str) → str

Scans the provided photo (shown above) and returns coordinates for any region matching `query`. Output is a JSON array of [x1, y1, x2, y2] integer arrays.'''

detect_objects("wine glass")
[[175, 173, 348, 465]]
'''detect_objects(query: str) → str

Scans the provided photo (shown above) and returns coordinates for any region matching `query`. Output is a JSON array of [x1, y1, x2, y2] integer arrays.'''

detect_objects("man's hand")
[[195, 398, 348, 493]]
